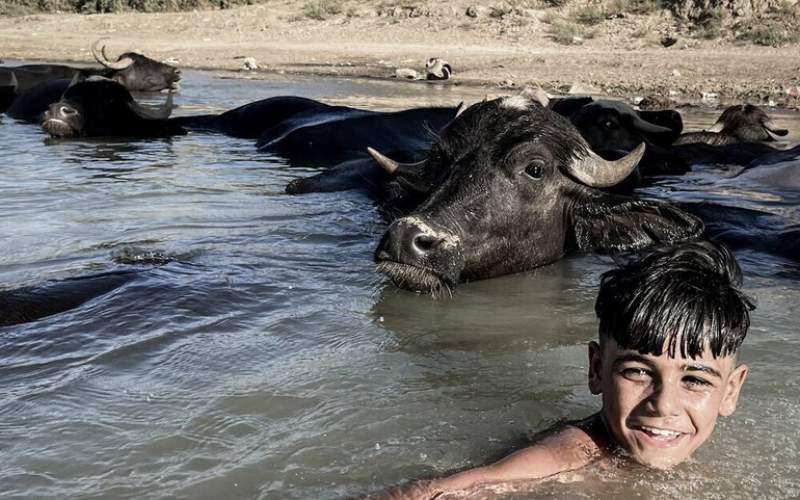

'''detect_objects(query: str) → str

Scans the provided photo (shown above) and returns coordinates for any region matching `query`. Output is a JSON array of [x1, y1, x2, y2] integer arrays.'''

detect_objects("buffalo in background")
[[674, 103, 789, 145], [1, 38, 181, 115]]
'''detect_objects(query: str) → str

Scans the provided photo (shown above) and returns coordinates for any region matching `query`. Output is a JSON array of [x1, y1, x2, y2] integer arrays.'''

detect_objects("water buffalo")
[[0, 40, 180, 95], [368, 96, 703, 294], [674, 104, 789, 146], [90, 38, 181, 92], [41, 78, 183, 138], [257, 105, 460, 166]]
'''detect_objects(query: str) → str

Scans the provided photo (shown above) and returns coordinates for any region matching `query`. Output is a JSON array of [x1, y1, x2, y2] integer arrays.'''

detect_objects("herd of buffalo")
[[1, 41, 799, 326]]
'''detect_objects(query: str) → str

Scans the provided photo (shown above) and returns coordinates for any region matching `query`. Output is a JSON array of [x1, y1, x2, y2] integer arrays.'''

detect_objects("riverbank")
[[2, 0, 800, 107]]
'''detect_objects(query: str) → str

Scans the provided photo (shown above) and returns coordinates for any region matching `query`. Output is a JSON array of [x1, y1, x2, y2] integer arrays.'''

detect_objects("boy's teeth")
[[639, 425, 681, 437]]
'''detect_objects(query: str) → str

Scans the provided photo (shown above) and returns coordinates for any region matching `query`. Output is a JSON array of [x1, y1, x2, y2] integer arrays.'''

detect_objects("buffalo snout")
[[375, 216, 463, 294]]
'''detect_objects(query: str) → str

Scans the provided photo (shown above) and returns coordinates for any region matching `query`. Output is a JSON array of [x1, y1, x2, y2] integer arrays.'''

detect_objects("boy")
[[372, 241, 754, 499]]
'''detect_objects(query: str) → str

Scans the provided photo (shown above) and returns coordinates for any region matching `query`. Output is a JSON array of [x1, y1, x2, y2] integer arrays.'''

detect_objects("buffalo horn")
[[130, 92, 174, 120], [763, 118, 789, 136], [631, 115, 672, 134], [567, 143, 645, 188], [60, 72, 81, 99], [455, 102, 467, 118], [707, 121, 725, 133], [9, 71, 17, 90], [92, 38, 134, 71], [367, 147, 426, 176]]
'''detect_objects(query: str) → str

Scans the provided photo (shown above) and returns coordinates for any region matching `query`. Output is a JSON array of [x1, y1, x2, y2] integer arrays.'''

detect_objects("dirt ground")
[[2, 0, 800, 107]]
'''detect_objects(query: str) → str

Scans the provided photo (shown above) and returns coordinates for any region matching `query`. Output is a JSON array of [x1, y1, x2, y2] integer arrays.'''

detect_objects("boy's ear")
[[588, 341, 603, 395], [719, 364, 749, 417], [570, 193, 704, 254]]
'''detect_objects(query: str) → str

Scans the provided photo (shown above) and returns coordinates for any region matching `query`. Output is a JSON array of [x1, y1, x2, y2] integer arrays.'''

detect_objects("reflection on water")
[[1, 70, 800, 499]]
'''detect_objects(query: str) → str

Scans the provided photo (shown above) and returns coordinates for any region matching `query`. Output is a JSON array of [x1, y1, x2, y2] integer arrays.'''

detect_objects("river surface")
[[1, 69, 799, 499]]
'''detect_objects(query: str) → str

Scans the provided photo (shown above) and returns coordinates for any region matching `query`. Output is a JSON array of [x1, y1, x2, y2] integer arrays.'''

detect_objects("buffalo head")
[[92, 39, 181, 93], [370, 96, 703, 294], [706, 104, 788, 142], [41, 78, 181, 138], [570, 99, 681, 152]]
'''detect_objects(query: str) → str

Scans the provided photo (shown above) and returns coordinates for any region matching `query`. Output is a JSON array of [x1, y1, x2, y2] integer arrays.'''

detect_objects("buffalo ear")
[[571, 193, 704, 253]]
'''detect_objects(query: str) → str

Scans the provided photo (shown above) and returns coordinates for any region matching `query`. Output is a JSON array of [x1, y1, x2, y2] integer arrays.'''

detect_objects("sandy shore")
[[2, 0, 800, 107]]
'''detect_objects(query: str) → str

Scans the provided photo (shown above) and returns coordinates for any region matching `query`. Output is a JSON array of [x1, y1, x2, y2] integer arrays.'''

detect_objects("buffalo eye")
[[603, 120, 615, 129], [524, 162, 544, 180]]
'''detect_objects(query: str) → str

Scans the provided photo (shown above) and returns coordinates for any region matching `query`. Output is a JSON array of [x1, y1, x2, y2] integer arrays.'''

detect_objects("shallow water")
[[1, 70, 800, 500]]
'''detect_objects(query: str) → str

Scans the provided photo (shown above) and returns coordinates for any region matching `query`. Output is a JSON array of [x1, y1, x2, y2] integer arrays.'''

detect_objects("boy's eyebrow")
[[611, 353, 654, 367], [683, 363, 723, 379]]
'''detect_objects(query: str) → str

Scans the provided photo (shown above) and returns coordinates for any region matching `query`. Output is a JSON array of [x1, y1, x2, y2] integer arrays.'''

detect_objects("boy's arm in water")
[[371, 414, 610, 500]]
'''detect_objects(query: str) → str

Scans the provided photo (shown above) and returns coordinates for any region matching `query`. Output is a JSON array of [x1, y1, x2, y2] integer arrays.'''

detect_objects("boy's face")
[[588, 337, 748, 469]]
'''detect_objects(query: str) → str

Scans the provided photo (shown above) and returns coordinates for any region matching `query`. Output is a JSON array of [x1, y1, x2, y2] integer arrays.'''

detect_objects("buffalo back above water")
[[5, 78, 72, 122], [172, 96, 334, 139], [372, 96, 703, 293], [257, 105, 460, 166]]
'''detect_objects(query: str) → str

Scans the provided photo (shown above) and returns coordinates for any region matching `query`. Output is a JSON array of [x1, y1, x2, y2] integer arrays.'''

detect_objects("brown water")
[[1, 70, 799, 499]]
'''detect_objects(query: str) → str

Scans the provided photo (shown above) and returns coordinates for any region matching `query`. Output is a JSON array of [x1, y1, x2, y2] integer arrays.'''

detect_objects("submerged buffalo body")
[[0, 271, 137, 327], [370, 96, 703, 293], [41, 79, 183, 138]]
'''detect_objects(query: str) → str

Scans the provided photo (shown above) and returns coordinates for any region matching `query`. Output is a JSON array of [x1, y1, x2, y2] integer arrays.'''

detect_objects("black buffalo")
[[89, 38, 181, 92], [368, 96, 703, 294], [674, 104, 789, 146], [41, 78, 183, 138], [0, 39, 180, 96]]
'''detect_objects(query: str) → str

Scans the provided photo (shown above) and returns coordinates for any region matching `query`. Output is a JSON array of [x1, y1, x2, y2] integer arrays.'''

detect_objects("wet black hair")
[[595, 241, 755, 359]]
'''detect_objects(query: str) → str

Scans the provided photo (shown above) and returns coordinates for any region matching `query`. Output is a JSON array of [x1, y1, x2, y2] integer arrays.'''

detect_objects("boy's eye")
[[683, 376, 713, 389], [621, 367, 651, 381]]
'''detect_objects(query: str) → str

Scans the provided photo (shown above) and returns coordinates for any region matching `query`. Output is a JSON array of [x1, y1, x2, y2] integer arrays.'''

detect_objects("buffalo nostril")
[[60, 106, 76, 116], [412, 234, 443, 254]]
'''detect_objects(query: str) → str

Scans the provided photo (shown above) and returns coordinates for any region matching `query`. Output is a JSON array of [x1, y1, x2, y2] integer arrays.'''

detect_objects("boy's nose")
[[649, 382, 682, 416]]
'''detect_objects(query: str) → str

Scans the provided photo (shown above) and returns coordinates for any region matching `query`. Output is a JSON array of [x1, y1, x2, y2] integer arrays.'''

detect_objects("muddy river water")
[[1, 69, 799, 499]]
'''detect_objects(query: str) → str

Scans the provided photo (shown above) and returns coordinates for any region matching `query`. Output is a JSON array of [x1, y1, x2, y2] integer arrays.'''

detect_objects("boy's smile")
[[588, 337, 748, 469]]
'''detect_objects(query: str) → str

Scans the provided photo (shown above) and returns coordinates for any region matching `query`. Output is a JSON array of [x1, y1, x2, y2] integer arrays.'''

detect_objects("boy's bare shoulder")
[[366, 414, 611, 499]]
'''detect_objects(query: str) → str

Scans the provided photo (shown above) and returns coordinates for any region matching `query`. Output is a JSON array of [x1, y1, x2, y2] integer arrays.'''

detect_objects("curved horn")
[[92, 38, 134, 70], [60, 71, 82, 99], [566, 143, 645, 188], [454, 101, 466, 118], [367, 147, 427, 176], [631, 115, 672, 134], [130, 92, 174, 120], [763, 118, 789, 136]]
